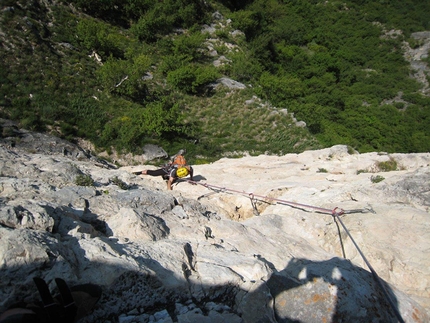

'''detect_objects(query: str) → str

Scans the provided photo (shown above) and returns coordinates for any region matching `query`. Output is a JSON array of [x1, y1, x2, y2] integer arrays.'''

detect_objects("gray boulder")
[[142, 144, 168, 160]]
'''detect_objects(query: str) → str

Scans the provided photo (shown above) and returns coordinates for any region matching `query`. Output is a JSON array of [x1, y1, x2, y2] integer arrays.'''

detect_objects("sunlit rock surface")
[[1, 121, 429, 322]]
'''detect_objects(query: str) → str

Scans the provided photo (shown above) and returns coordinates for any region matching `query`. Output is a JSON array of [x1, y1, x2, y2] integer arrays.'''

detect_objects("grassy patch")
[[371, 175, 385, 183], [110, 176, 129, 190], [75, 174, 95, 186], [376, 157, 398, 172]]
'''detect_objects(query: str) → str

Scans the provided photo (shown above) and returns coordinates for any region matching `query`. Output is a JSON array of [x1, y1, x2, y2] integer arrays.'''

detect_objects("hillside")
[[0, 119, 429, 322], [0, 0, 430, 163]]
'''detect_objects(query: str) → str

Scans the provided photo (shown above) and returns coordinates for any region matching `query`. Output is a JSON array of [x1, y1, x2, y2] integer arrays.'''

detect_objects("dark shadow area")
[[264, 257, 401, 323], [172, 175, 207, 189], [0, 231, 238, 322], [173, 175, 207, 184], [188, 175, 207, 182], [0, 225, 409, 323]]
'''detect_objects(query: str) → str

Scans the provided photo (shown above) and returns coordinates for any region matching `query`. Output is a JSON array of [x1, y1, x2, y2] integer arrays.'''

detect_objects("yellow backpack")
[[176, 167, 189, 178]]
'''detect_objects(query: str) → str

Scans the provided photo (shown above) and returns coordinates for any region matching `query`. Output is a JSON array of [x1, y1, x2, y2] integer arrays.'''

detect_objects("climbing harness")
[[186, 179, 404, 323]]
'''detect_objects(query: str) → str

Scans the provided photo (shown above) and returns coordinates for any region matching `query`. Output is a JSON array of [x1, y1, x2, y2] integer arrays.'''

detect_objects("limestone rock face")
[[1, 127, 429, 323]]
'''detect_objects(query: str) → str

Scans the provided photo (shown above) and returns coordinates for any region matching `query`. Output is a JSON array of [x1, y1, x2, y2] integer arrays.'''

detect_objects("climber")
[[141, 149, 194, 190]]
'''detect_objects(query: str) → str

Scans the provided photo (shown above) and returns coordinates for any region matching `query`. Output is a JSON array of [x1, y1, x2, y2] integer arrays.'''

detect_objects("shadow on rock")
[[266, 257, 401, 323]]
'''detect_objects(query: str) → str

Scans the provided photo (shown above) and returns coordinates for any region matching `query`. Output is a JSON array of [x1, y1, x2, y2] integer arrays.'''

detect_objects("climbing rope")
[[187, 179, 374, 216], [185, 179, 404, 322], [331, 210, 405, 323]]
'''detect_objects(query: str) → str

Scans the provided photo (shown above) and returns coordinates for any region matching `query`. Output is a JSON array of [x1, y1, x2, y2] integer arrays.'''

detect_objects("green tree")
[[256, 72, 304, 105], [228, 51, 262, 82], [167, 65, 220, 94], [99, 100, 189, 151], [230, 10, 262, 40], [76, 18, 126, 57], [173, 32, 207, 62], [131, 9, 172, 42], [97, 54, 151, 99]]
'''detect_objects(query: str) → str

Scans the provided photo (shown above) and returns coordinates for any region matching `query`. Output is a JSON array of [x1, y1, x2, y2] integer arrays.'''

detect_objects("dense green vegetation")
[[0, 0, 429, 163]]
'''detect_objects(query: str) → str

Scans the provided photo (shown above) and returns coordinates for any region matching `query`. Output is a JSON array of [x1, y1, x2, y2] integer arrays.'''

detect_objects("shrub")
[[1, 126, 14, 138], [76, 18, 125, 57], [167, 65, 220, 94], [96, 55, 151, 99], [371, 175, 385, 183], [98, 99, 190, 152], [256, 72, 304, 105], [158, 54, 189, 75], [131, 11, 169, 43], [20, 114, 45, 132], [376, 157, 398, 172], [110, 176, 129, 190], [215, 29, 230, 41], [228, 52, 262, 82], [347, 146, 356, 154], [75, 174, 94, 186], [173, 32, 207, 62], [167, 66, 195, 93]]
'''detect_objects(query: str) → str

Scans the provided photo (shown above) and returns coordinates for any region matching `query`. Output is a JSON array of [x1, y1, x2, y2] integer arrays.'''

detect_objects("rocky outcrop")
[[1, 127, 429, 322], [404, 31, 430, 96]]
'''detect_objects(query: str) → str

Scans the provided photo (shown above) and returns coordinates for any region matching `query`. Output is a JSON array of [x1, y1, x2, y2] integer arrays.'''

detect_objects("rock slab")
[[1, 128, 429, 323]]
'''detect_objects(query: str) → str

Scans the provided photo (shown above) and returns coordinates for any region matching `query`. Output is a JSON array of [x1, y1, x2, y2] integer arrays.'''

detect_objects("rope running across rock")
[[185, 179, 405, 323]]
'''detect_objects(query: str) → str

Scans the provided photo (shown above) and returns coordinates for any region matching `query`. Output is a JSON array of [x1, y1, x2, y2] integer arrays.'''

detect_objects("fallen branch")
[[115, 75, 129, 88]]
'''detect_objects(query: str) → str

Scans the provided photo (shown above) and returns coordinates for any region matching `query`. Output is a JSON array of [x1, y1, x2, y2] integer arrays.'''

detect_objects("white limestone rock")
[[0, 138, 429, 323]]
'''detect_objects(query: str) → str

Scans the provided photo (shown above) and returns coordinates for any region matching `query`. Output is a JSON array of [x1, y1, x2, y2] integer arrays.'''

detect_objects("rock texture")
[[405, 31, 430, 96], [1, 124, 429, 323]]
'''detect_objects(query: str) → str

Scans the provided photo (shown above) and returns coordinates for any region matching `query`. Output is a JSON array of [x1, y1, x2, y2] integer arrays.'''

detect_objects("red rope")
[[187, 179, 403, 322], [187, 179, 403, 321], [187, 179, 344, 215]]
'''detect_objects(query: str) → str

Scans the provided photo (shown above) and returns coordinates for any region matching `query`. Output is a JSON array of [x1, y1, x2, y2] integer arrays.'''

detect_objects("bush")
[[167, 65, 220, 94], [376, 157, 398, 172], [97, 54, 151, 99], [99, 99, 191, 152], [371, 175, 385, 183], [75, 174, 94, 186], [129, 0, 208, 42], [256, 72, 304, 105], [110, 176, 129, 190], [76, 19, 125, 57], [131, 11, 170, 43], [173, 32, 207, 62], [20, 114, 45, 132], [228, 52, 262, 83]]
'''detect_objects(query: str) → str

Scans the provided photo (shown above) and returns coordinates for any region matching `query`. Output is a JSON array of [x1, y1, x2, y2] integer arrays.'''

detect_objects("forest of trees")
[[0, 0, 429, 162]]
